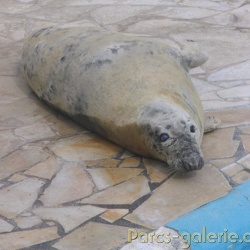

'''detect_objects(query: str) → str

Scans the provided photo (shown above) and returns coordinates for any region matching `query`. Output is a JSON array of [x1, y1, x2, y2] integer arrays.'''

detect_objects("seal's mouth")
[[167, 153, 204, 172], [166, 149, 205, 172]]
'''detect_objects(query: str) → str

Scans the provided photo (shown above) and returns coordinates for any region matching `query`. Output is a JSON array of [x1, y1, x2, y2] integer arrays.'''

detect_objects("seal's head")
[[138, 100, 204, 172]]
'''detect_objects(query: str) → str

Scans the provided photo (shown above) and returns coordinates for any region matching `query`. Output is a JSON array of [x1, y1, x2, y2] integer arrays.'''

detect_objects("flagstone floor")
[[1, 0, 250, 249]]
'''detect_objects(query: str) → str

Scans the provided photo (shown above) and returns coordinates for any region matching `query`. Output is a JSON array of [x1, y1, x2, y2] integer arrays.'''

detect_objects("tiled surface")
[[0, 0, 250, 249]]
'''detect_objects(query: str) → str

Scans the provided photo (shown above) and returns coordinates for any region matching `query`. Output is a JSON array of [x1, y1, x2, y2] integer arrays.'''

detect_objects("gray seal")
[[22, 26, 219, 172]]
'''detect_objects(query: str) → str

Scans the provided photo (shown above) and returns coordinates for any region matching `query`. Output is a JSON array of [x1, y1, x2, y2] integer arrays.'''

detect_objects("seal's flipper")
[[204, 116, 221, 133], [169, 40, 208, 71]]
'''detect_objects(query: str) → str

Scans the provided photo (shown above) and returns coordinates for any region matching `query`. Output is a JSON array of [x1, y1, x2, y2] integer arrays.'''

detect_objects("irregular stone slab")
[[91, 6, 152, 25], [208, 60, 250, 82], [189, 66, 205, 75], [48, 134, 121, 162], [201, 128, 240, 159], [211, 157, 236, 168], [0, 76, 31, 103], [240, 135, 250, 153], [122, 0, 177, 4], [46, 221, 56, 226], [126, 18, 201, 36], [221, 163, 243, 177], [147, 6, 219, 19], [40, 163, 95, 206], [34, 205, 106, 233], [240, 126, 250, 134], [202, 100, 250, 111], [0, 226, 59, 249], [0, 17, 26, 41], [0, 145, 50, 180], [37, 0, 66, 7], [18, 0, 34, 5], [0, 98, 51, 127], [124, 165, 231, 229], [26, 6, 95, 22], [24, 156, 61, 180], [79, 175, 150, 205], [0, 219, 14, 233], [48, 19, 99, 29], [15, 215, 42, 229], [211, 80, 245, 89], [119, 157, 141, 168], [55, 0, 96, 6], [231, 4, 250, 28], [237, 154, 250, 169], [0, 0, 40, 14], [121, 226, 190, 250], [14, 122, 56, 141], [0, 36, 12, 50], [179, 0, 245, 11], [143, 158, 173, 183], [53, 222, 131, 250], [100, 209, 129, 223], [0, 57, 19, 76], [232, 171, 250, 185], [191, 77, 222, 95], [120, 150, 136, 159], [84, 158, 121, 168], [0, 118, 23, 130], [87, 168, 143, 190], [217, 85, 250, 99], [42, 113, 83, 136], [8, 174, 27, 182], [200, 92, 222, 102], [0, 178, 45, 219], [201, 12, 234, 26], [0, 130, 25, 158]]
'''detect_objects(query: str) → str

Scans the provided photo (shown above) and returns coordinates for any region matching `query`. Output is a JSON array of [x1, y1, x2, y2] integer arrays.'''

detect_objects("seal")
[[22, 26, 219, 172]]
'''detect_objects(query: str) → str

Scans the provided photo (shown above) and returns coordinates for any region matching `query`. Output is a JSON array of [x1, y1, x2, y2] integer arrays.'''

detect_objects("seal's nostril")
[[182, 161, 192, 171], [182, 156, 204, 171]]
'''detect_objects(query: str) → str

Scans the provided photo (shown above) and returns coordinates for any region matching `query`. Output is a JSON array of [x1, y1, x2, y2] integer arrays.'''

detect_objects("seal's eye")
[[159, 133, 169, 142], [190, 125, 195, 133]]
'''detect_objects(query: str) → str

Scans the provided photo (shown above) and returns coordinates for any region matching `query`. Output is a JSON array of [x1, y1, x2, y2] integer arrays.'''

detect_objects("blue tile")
[[166, 181, 250, 250]]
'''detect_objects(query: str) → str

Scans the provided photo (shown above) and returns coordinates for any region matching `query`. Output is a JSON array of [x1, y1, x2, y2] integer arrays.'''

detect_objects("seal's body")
[[22, 26, 210, 171]]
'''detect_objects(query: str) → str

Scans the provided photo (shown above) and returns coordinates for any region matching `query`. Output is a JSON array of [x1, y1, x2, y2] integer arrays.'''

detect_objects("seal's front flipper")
[[169, 40, 208, 72], [204, 116, 221, 133]]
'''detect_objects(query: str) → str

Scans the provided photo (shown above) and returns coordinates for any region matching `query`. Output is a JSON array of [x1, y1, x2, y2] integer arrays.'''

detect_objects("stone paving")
[[0, 0, 250, 249]]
